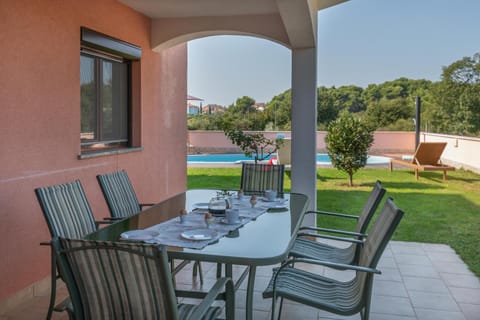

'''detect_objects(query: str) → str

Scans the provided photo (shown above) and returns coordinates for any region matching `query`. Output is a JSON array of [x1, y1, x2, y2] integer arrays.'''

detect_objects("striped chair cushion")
[[35, 180, 97, 238], [97, 170, 142, 218], [263, 266, 365, 315], [290, 237, 357, 264]]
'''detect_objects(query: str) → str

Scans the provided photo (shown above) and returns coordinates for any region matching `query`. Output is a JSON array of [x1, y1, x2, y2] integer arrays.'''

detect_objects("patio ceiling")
[[118, 0, 348, 50]]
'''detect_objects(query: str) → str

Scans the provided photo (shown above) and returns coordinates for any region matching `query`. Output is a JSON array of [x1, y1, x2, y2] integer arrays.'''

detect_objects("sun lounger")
[[389, 142, 455, 180]]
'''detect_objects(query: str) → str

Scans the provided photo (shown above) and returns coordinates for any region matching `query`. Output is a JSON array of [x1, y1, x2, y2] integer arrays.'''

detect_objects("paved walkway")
[[1, 241, 479, 319]]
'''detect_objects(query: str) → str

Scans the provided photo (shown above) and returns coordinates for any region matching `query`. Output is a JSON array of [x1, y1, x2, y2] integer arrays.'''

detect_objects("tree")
[[222, 124, 283, 163], [317, 86, 338, 127], [429, 53, 480, 136], [325, 112, 374, 186], [265, 90, 292, 130]]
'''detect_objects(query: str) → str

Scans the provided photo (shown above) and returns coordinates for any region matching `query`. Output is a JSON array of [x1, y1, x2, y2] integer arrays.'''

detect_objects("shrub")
[[325, 112, 374, 186]]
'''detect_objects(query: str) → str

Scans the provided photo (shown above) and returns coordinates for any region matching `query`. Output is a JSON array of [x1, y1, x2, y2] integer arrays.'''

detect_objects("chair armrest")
[[187, 277, 235, 320], [103, 217, 124, 221], [94, 220, 114, 229], [299, 226, 366, 238], [306, 210, 359, 220], [282, 257, 381, 274], [140, 203, 155, 209], [297, 232, 365, 244]]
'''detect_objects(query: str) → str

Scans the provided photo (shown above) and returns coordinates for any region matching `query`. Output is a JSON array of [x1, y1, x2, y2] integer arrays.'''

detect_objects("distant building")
[[187, 103, 200, 115], [202, 104, 225, 114], [187, 95, 204, 115], [253, 102, 266, 111]]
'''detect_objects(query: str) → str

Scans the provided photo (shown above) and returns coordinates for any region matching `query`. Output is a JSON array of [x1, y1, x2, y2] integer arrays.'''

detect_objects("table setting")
[[120, 190, 288, 249]]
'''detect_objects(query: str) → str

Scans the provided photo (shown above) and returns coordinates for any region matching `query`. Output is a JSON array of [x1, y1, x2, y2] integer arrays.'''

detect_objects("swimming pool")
[[187, 153, 391, 165]]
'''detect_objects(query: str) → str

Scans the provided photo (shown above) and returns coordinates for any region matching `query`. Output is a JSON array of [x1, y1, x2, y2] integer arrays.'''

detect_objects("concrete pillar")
[[291, 47, 317, 227]]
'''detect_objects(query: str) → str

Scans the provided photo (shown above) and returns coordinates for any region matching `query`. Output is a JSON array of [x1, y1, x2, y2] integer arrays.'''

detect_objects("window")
[[80, 27, 141, 154]]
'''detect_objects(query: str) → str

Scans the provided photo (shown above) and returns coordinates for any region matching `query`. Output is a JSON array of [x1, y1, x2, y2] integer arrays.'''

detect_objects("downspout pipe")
[[415, 97, 421, 150]]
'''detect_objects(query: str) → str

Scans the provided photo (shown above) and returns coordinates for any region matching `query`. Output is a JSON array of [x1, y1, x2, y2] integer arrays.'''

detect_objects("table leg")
[[245, 266, 256, 320], [225, 263, 256, 320]]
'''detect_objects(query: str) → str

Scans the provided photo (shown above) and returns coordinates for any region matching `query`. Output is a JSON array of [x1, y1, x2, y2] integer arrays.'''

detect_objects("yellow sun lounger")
[[389, 142, 455, 180]]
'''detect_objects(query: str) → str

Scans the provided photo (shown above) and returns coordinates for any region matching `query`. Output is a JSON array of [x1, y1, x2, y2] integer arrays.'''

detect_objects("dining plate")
[[120, 230, 159, 241], [220, 217, 244, 225], [181, 229, 217, 241], [192, 202, 209, 210]]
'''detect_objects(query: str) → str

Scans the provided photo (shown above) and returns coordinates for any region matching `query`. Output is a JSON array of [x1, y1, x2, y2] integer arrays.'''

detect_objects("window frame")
[[79, 27, 141, 156]]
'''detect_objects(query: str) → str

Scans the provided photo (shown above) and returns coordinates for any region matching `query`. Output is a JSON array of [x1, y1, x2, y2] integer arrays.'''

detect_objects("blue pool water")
[[187, 153, 391, 164]]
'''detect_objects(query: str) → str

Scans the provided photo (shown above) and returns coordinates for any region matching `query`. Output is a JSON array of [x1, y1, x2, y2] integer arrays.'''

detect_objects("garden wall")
[[188, 131, 415, 155], [423, 133, 480, 174]]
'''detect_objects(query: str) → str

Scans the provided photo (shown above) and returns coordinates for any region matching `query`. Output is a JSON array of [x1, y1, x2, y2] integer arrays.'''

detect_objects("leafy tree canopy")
[[187, 53, 479, 137], [325, 111, 374, 186]]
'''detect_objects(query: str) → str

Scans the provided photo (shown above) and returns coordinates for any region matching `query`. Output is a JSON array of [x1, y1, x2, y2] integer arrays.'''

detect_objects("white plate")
[[181, 229, 217, 241], [220, 217, 244, 225], [192, 202, 209, 210], [120, 230, 159, 241], [260, 198, 277, 202]]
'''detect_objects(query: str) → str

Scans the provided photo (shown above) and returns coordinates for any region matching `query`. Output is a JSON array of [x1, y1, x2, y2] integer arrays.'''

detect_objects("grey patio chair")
[[289, 180, 386, 265], [96, 170, 154, 219], [52, 237, 235, 320], [97, 170, 204, 284], [240, 163, 285, 196], [263, 197, 404, 320], [35, 180, 108, 319]]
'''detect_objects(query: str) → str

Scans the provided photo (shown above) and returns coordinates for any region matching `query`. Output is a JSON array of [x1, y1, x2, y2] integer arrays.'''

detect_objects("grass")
[[188, 166, 480, 277]]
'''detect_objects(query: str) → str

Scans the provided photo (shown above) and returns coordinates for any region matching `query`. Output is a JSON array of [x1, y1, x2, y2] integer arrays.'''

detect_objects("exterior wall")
[[423, 133, 480, 174], [188, 130, 416, 154], [0, 0, 187, 303]]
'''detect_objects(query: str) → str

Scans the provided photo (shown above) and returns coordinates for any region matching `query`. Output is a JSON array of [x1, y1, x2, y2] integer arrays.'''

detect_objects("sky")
[[187, 0, 480, 107]]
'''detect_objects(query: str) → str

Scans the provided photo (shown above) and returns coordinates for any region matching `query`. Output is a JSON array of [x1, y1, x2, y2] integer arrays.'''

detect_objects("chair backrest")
[[35, 180, 97, 238], [359, 197, 404, 270], [343, 198, 404, 314], [240, 163, 285, 196], [412, 142, 447, 165], [52, 238, 178, 320], [97, 170, 141, 218], [355, 180, 386, 234]]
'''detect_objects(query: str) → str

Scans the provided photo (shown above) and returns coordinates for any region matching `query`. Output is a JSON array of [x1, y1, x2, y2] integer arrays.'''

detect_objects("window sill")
[[78, 147, 143, 159]]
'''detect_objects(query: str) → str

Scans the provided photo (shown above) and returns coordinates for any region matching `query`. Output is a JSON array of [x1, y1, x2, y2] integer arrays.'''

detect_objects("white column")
[[291, 47, 317, 226]]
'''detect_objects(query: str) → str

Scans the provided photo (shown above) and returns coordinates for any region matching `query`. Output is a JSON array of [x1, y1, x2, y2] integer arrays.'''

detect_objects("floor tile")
[[434, 262, 473, 274], [376, 266, 403, 282], [373, 279, 409, 297], [421, 243, 455, 253], [459, 303, 480, 320], [449, 287, 480, 304], [403, 276, 449, 293], [414, 308, 466, 320], [371, 295, 415, 317], [408, 291, 461, 311], [441, 273, 480, 289], [398, 264, 440, 278], [427, 251, 464, 263], [394, 254, 432, 266], [378, 256, 397, 269]]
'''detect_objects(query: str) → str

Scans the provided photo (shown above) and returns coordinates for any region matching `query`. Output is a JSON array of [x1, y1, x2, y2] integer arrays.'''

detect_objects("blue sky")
[[187, 0, 480, 106]]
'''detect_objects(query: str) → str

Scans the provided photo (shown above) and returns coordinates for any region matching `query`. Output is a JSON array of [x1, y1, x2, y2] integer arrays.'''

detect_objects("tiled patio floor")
[[1, 241, 479, 320]]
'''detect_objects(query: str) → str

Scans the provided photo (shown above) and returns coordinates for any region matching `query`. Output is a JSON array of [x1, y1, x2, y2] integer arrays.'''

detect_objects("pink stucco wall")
[[188, 131, 416, 154], [0, 0, 187, 302]]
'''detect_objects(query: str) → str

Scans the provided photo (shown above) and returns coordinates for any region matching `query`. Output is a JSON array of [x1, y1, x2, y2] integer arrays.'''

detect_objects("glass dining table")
[[86, 189, 309, 320]]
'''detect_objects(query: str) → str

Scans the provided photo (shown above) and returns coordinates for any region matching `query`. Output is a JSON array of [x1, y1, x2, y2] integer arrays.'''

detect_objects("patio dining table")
[[86, 189, 309, 320]]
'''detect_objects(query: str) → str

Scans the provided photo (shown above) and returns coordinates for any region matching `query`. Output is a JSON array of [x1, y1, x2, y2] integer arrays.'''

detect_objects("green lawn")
[[188, 166, 480, 276]]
